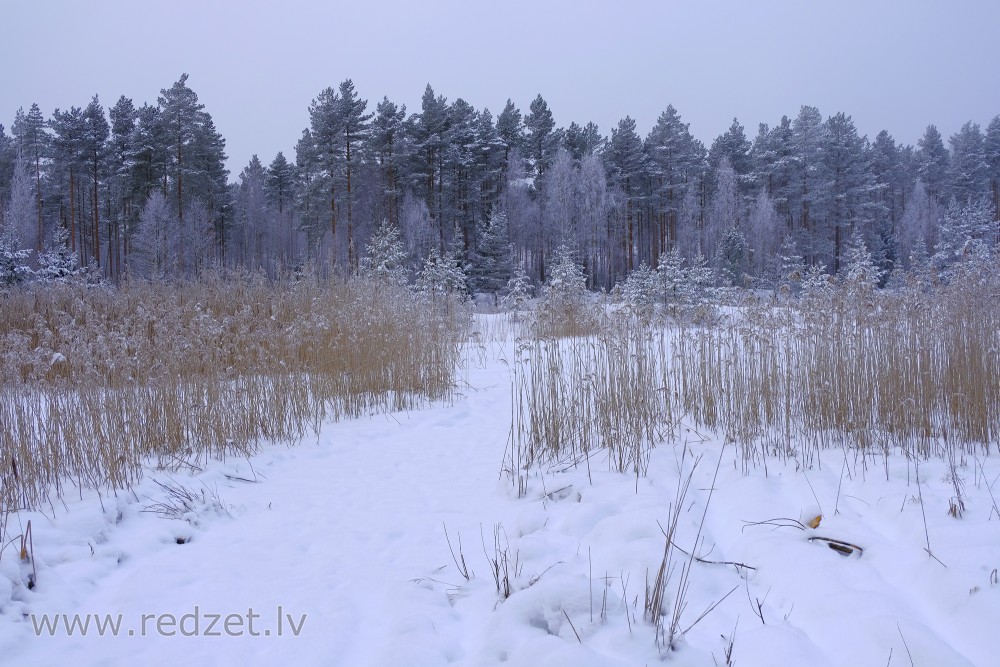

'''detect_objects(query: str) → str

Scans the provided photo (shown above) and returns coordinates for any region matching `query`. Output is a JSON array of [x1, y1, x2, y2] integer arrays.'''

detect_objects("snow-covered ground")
[[2, 318, 999, 666]]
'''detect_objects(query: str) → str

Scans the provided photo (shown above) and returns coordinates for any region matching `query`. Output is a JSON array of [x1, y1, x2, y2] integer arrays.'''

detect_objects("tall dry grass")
[[0, 272, 468, 512], [507, 256, 1000, 486]]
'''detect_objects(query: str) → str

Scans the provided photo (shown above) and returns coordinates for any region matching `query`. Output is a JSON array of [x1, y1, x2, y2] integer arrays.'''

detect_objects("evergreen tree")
[[790, 106, 830, 263], [947, 121, 989, 204], [361, 218, 408, 286], [868, 130, 904, 272], [406, 84, 450, 247], [646, 104, 704, 257], [470, 209, 513, 294], [370, 97, 407, 227], [82, 95, 109, 272], [500, 262, 533, 313], [496, 99, 523, 166], [915, 124, 950, 201], [523, 94, 561, 181], [563, 121, 603, 163], [750, 116, 795, 226], [335, 79, 373, 266], [840, 232, 883, 303], [708, 117, 753, 198], [157, 74, 228, 254], [985, 115, 1000, 227], [607, 116, 646, 272], [776, 236, 806, 296], [933, 197, 993, 273], [716, 225, 748, 286], [0, 124, 13, 206], [108, 95, 137, 278], [232, 155, 270, 271], [49, 105, 86, 259], [416, 244, 467, 296], [36, 225, 80, 283], [823, 112, 873, 273]]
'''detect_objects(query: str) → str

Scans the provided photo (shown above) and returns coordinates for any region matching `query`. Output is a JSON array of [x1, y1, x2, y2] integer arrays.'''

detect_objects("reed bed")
[[0, 273, 468, 511], [508, 258, 1000, 486]]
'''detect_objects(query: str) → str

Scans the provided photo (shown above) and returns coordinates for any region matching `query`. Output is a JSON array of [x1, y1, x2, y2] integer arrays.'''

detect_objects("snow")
[[2, 316, 1000, 666]]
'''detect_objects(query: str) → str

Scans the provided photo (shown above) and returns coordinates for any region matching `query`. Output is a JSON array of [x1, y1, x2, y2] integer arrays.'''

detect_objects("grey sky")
[[3, 0, 999, 177]]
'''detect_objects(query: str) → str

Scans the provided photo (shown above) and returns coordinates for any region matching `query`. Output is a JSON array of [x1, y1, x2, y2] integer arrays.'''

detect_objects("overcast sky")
[[3, 0, 999, 177]]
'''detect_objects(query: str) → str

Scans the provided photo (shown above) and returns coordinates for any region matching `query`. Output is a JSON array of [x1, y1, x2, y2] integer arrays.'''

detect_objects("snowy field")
[[2, 316, 999, 666]]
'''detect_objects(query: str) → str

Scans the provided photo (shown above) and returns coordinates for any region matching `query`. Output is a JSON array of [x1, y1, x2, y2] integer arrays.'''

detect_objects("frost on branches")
[[36, 225, 81, 284], [416, 246, 468, 298], [361, 218, 408, 286]]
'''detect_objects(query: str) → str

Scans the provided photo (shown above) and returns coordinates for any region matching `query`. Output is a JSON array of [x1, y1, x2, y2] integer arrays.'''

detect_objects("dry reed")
[[0, 272, 468, 513]]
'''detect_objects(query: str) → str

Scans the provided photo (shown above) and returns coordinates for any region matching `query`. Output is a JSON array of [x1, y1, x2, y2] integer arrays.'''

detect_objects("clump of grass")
[[0, 272, 468, 514], [509, 254, 1000, 480]]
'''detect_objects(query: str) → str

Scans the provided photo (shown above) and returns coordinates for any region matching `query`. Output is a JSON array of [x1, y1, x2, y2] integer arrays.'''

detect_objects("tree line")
[[1, 74, 998, 289]]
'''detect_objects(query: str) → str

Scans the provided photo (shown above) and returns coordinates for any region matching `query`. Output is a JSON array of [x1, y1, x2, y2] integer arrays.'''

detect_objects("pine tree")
[[524, 94, 561, 181], [108, 95, 136, 278], [157, 74, 228, 256], [36, 225, 80, 283], [823, 112, 873, 273], [716, 225, 748, 286], [362, 218, 408, 286], [841, 233, 883, 299], [933, 197, 993, 274], [0, 124, 13, 206], [750, 116, 795, 226], [790, 105, 830, 265], [370, 97, 407, 227], [708, 117, 753, 199], [470, 209, 513, 294], [915, 125, 950, 201], [607, 116, 646, 272], [619, 262, 658, 312], [985, 116, 1000, 228], [50, 105, 87, 261], [416, 244, 468, 297], [496, 99, 523, 167], [500, 262, 533, 312], [777, 236, 806, 297], [947, 121, 989, 204], [336, 79, 373, 267]]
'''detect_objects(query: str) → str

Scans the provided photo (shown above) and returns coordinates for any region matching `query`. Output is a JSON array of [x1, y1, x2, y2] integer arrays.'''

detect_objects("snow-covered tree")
[[361, 218, 408, 286], [470, 210, 513, 294], [704, 158, 739, 263], [500, 262, 534, 313], [915, 125, 950, 201], [0, 154, 33, 285], [716, 225, 748, 286], [416, 245, 468, 297], [947, 121, 989, 205], [618, 262, 658, 312], [933, 197, 993, 274], [840, 233, 883, 303], [746, 188, 781, 280], [777, 236, 806, 297], [36, 225, 81, 283], [898, 179, 939, 269]]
